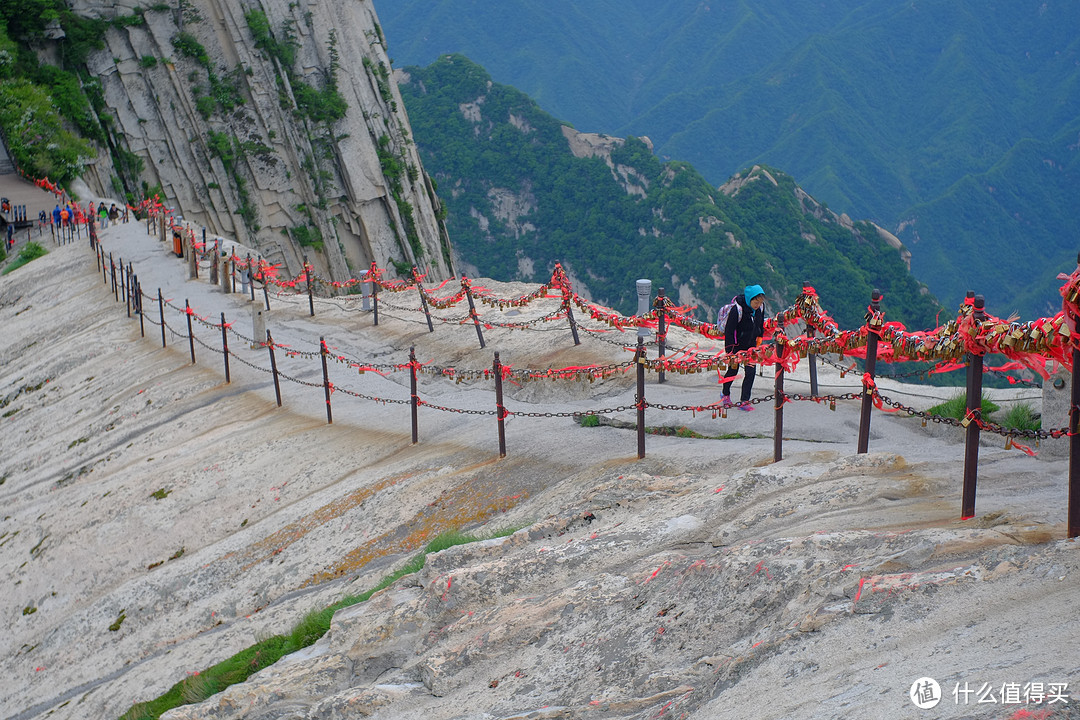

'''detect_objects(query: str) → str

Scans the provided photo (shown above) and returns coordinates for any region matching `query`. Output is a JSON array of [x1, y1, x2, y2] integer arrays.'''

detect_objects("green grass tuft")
[[3, 242, 48, 275], [926, 392, 999, 420], [1001, 402, 1040, 431]]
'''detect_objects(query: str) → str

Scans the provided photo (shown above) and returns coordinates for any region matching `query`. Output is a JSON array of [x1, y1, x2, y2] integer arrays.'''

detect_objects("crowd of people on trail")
[[47, 200, 122, 229], [0, 198, 127, 253]]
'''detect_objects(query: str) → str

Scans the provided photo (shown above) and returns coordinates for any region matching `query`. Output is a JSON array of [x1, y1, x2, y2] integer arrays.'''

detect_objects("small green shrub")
[[113, 11, 147, 28], [194, 95, 214, 119], [578, 414, 600, 427], [172, 32, 210, 69], [290, 224, 323, 251], [139, 55, 157, 68]]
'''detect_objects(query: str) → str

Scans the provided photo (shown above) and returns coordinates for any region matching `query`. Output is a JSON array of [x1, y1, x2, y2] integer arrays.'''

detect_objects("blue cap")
[[744, 284, 765, 301]]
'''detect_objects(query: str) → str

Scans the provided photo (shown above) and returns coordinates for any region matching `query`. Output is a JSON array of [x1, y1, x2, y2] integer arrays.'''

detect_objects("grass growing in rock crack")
[[926, 391, 1000, 421], [117, 527, 521, 720], [1001, 402, 1040, 431], [2, 242, 48, 275]]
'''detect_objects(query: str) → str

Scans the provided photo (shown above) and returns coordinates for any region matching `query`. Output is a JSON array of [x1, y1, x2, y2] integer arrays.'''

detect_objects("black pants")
[[722, 363, 756, 402]]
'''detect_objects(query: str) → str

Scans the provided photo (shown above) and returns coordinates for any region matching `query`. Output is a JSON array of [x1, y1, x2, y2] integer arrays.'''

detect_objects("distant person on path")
[[108, 204, 119, 224], [721, 284, 766, 411], [52, 204, 61, 227], [99, 203, 109, 228], [6, 223, 13, 251]]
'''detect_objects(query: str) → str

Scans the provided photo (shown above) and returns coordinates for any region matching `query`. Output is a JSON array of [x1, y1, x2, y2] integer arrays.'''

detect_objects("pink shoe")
[[738, 403, 754, 412], [722, 396, 733, 408]]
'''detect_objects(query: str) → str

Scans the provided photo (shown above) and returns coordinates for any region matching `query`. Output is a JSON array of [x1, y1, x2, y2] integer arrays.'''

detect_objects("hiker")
[[52, 205, 61, 227], [108, 204, 119, 224], [99, 203, 109, 228], [721, 284, 766, 410]]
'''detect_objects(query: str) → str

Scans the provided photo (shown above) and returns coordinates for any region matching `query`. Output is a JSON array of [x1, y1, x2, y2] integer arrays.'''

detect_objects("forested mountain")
[[377, 0, 1080, 319], [399, 55, 942, 331]]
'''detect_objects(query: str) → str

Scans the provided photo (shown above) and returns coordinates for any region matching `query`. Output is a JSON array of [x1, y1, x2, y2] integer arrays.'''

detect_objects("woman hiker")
[[722, 284, 766, 411]]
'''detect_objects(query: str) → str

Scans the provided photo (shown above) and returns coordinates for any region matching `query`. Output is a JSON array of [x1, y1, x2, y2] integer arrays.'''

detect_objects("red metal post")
[[636, 337, 646, 459], [414, 267, 434, 333], [185, 299, 196, 364], [961, 295, 987, 520], [655, 288, 667, 384], [158, 288, 166, 348], [857, 290, 882, 454], [774, 339, 785, 463], [494, 351, 506, 457], [306, 256, 315, 317], [221, 312, 230, 383], [266, 330, 282, 407], [371, 261, 379, 326], [464, 278, 486, 349], [558, 265, 582, 346], [410, 347, 419, 444], [137, 281, 145, 338], [320, 336, 333, 424]]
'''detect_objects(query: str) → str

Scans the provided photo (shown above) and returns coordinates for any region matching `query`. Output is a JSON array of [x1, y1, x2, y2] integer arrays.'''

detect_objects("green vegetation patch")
[[118, 528, 519, 720], [926, 392, 1000, 421], [1001, 402, 1040, 432], [2, 241, 47, 275]]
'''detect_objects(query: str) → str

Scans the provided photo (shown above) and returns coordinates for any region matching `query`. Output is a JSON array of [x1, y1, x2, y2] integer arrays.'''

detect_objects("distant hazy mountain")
[[376, 0, 1080, 319], [398, 55, 942, 331]]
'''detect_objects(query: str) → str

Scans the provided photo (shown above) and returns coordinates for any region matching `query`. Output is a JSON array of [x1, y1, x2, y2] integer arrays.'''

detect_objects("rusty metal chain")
[[507, 403, 640, 419]]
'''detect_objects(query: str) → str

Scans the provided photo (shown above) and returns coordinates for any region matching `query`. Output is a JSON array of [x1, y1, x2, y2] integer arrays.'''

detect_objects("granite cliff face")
[[71, 0, 452, 280]]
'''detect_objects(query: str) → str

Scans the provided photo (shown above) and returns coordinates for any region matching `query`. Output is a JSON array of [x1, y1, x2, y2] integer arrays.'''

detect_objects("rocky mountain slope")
[[1, 218, 1076, 720], [61, 0, 452, 281], [397, 56, 941, 330]]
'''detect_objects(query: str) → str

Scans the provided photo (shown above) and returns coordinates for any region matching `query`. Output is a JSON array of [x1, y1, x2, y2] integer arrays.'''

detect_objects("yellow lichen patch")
[[304, 476, 528, 587], [231, 471, 415, 572]]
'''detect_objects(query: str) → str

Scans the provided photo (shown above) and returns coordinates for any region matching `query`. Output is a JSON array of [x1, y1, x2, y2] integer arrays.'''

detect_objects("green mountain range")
[[377, 0, 1080, 320], [399, 55, 942, 331]]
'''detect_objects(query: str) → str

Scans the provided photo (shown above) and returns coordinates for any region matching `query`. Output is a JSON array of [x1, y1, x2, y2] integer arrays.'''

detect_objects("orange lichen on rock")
[[305, 476, 527, 586]]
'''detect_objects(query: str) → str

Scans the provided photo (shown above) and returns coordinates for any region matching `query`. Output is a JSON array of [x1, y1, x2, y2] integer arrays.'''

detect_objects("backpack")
[[716, 295, 742, 333]]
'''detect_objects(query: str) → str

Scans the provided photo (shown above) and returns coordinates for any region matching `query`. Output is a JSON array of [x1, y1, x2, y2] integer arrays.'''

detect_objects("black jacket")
[[724, 295, 765, 353]]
